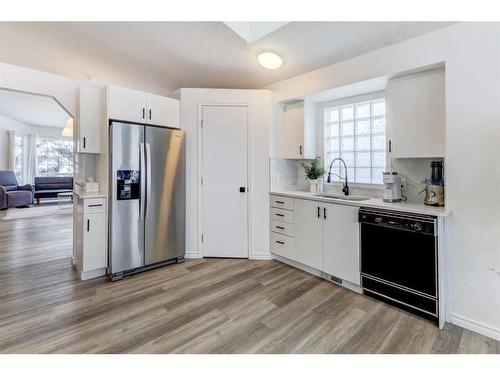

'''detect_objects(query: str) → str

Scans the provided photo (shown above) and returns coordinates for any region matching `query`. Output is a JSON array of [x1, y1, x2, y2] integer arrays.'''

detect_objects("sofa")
[[34, 176, 73, 204], [0, 170, 35, 209]]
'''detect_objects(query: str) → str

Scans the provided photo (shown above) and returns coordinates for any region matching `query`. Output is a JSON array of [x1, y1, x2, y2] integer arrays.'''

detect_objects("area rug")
[[0, 204, 72, 221]]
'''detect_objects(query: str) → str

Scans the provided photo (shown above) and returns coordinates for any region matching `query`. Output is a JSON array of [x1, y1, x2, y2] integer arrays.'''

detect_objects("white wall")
[[0, 114, 31, 170], [177, 88, 275, 260], [265, 22, 500, 340]]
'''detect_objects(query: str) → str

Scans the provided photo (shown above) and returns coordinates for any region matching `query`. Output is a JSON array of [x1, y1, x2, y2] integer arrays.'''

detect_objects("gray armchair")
[[0, 170, 34, 209]]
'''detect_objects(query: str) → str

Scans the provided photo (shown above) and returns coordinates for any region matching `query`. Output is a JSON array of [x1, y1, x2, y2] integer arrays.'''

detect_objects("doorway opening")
[[0, 88, 75, 278]]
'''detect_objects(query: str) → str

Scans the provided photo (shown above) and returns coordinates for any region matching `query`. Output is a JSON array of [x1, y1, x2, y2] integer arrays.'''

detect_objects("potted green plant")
[[301, 157, 325, 193]]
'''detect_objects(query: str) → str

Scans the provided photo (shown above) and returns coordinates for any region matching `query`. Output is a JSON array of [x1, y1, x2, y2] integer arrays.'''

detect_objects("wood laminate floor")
[[0, 212, 499, 354]]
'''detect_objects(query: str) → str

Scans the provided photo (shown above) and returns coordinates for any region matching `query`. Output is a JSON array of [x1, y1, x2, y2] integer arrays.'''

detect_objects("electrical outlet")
[[400, 176, 407, 195]]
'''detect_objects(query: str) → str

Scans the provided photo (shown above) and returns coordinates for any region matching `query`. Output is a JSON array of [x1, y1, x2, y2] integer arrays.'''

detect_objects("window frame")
[[318, 91, 386, 188], [35, 136, 74, 177]]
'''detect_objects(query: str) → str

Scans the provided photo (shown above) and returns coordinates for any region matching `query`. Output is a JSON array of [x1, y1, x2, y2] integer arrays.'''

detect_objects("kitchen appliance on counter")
[[109, 121, 186, 280], [382, 171, 402, 203], [359, 208, 439, 323], [422, 160, 445, 207]]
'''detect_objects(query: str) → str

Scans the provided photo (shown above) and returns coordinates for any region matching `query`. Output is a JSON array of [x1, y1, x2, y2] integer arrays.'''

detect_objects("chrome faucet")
[[327, 157, 350, 196]]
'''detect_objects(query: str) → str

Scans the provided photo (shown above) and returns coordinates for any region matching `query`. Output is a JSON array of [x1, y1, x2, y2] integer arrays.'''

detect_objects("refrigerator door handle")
[[139, 142, 146, 221], [146, 142, 152, 221]]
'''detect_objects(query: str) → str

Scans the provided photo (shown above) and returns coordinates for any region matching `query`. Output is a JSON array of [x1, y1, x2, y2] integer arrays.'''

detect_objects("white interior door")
[[202, 105, 248, 258]]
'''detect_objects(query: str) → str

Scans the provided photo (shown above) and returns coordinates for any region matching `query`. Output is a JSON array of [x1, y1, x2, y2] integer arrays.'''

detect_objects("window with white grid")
[[324, 98, 386, 185]]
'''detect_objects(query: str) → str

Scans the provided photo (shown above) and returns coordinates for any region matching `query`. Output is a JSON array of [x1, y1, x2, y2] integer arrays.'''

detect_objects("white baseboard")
[[451, 313, 500, 341], [250, 253, 273, 260], [185, 252, 202, 259], [80, 267, 106, 281]]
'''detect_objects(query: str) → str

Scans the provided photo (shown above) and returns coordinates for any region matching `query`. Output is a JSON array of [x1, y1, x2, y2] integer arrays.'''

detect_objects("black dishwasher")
[[359, 208, 439, 323]]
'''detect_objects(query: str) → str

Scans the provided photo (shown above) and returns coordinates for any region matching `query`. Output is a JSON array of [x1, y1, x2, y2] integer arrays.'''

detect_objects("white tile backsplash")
[[270, 157, 445, 206]]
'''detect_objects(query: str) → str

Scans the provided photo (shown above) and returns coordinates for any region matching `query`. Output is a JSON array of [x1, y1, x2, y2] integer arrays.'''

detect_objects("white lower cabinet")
[[83, 212, 106, 271], [269, 195, 361, 287], [322, 203, 360, 285], [74, 194, 108, 280], [293, 198, 323, 270]]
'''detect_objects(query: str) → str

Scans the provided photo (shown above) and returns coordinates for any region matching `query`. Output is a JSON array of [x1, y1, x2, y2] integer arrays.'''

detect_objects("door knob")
[[239, 187, 246, 193]]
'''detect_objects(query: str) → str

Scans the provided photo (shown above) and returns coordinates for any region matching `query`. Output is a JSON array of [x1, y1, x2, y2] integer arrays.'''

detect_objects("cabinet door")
[[83, 212, 107, 271], [386, 69, 445, 158], [322, 203, 360, 285], [283, 102, 304, 159], [146, 94, 180, 128], [108, 85, 147, 123], [293, 198, 323, 269], [77, 87, 101, 153]]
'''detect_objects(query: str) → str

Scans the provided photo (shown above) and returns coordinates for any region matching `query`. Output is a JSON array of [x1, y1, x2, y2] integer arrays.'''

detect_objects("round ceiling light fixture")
[[257, 51, 284, 70]]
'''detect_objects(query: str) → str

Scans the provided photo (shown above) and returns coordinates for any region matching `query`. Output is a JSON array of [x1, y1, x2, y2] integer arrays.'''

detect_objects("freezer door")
[[110, 122, 145, 274], [144, 126, 186, 265]]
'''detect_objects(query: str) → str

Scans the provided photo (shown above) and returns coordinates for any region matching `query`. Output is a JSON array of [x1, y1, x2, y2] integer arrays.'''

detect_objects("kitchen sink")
[[313, 193, 370, 202]]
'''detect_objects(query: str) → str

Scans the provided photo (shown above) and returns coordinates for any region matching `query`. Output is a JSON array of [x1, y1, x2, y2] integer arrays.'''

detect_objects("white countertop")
[[73, 190, 108, 199], [270, 190, 449, 217]]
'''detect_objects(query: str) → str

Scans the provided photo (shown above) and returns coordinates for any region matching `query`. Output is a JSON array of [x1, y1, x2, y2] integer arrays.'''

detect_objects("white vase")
[[309, 179, 318, 193]]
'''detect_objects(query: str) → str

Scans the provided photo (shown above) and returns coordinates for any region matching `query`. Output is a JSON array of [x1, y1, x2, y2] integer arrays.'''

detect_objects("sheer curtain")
[[7, 130, 15, 170], [25, 134, 37, 185]]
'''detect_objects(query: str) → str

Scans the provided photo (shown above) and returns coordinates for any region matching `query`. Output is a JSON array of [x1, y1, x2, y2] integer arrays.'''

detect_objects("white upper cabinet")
[[278, 100, 316, 159], [108, 85, 180, 128], [386, 68, 445, 158], [76, 86, 101, 154], [322, 203, 360, 285], [108, 85, 147, 123], [146, 93, 180, 128]]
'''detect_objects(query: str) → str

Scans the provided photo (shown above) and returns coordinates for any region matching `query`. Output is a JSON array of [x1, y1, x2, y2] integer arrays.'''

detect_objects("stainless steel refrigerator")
[[109, 121, 186, 280]]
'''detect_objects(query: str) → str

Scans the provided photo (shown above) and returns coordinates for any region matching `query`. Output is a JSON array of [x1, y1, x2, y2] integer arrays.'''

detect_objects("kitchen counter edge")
[[270, 190, 449, 217]]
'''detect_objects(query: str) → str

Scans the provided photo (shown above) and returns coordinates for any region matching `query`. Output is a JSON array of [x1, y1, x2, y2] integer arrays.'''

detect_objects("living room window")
[[324, 96, 386, 185], [36, 137, 73, 176]]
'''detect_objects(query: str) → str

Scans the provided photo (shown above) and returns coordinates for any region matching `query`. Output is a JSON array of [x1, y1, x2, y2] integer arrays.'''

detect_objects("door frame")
[[197, 103, 251, 258]]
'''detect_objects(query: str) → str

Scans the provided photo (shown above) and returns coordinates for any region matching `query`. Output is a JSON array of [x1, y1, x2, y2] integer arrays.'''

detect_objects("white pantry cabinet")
[[108, 85, 180, 128], [279, 100, 316, 159], [73, 194, 107, 280], [386, 68, 445, 158], [322, 203, 360, 285], [76, 87, 101, 153]]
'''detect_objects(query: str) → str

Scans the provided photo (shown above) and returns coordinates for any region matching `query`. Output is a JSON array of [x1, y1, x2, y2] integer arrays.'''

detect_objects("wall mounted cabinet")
[[108, 85, 180, 128], [386, 68, 445, 158], [76, 87, 101, 153], [275, 100, 316, 159]]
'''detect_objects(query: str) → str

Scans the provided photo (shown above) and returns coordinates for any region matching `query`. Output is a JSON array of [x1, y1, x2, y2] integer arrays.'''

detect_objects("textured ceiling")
[[0, 22, 453, 95]]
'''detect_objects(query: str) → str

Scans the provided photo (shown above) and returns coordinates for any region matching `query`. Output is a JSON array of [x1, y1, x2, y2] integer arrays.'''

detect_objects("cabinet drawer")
[[270, 195, 294, 210], [270, 208, 294, 223], [270, 232, 294, 258], [84, 198, 106, 214], [270, 220, 295, 237]]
